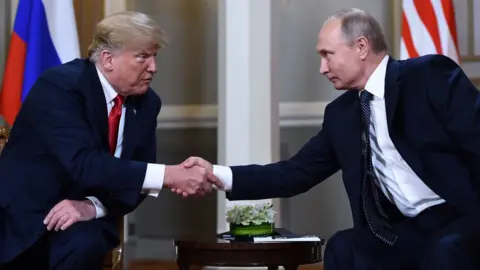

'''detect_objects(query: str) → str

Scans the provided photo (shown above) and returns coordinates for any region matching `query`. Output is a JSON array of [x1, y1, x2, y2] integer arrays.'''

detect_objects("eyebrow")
[[318, 49, 333, 55], [137, 51, 156, 56]]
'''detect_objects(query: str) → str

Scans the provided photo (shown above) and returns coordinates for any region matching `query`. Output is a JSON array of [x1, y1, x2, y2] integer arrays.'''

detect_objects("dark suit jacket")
[[0, 58, 161, 263], [228, 54, 480, 229]]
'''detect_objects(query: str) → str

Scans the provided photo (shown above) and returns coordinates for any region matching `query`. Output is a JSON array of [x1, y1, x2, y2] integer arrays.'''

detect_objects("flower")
[[226, 202, 276, 226]]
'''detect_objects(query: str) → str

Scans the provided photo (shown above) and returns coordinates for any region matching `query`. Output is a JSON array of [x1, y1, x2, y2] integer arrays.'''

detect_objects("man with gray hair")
[[0, 11, 221, 269], [180, 8, 480, 270]]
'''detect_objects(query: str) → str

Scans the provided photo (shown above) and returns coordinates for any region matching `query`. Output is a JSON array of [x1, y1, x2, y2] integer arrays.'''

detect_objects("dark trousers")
[[1, 220, 116, 270], [324, 202, 480, 270]]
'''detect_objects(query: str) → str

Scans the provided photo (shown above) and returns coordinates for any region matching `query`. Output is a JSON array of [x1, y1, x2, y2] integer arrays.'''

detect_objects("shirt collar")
[[95, 66, 119, 104], [363, 55, 389, 99]]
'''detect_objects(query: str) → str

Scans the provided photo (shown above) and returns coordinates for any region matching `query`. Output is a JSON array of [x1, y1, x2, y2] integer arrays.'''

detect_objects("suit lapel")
[[384, 58, 401, 129], [82, 59, 145, 157], [83, 60, 109, 150], [342, 91, 364, 194], [384, 58, 425, 180], [121, 98, 140, 159]]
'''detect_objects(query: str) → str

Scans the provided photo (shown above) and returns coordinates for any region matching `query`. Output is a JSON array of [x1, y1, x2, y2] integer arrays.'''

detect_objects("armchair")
[[0, 125, 9, 155], [103, 220, 124, 270]]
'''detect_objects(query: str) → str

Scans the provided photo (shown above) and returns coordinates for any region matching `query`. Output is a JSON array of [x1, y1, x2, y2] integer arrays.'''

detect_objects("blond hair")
[[88, 11, 167, 61]]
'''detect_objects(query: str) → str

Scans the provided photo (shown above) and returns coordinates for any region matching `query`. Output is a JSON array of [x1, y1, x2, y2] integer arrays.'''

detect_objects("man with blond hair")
[[179, 8, 480, 270], [0, 11, 221, 269]]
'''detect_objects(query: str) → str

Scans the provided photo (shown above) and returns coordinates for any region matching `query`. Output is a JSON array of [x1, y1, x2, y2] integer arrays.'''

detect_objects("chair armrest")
[[0, 126, 10, 156], [103, 217, 124, 270]]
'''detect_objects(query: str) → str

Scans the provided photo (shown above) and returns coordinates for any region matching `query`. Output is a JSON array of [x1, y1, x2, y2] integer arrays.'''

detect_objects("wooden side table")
[[174, 232, 323, 270]]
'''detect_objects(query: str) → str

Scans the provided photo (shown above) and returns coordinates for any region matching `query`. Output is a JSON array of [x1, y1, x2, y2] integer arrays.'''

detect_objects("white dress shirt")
[[86, 67, 165, 218], [213, 55, 445, 217]]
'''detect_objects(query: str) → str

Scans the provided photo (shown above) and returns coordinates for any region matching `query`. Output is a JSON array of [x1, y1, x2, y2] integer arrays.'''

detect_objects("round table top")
[[174, 236, 323, 250], [174, 232, 324, 267]]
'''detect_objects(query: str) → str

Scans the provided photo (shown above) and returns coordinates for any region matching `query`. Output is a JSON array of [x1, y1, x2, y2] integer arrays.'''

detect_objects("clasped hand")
[[42, 157, 217, 232], [165, 156, 220, 198]]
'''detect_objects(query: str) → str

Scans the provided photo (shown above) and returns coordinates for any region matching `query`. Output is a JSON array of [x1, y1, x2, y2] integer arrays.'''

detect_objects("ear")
[[100, 50, 114, 71], [356, 36, 369, 60]]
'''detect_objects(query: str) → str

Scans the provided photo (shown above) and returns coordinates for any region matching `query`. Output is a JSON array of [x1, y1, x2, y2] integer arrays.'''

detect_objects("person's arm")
[[85, 196, 108, 218], [90, 106, 161, 217], [426, 55, 480, 169], [85, 164, 160, 218], [24, 77, 168, 208], [86, 165, 159, 218], [201, 111, 340, 201], [33, 78, 216, 231], [230, 127, 339, 200]]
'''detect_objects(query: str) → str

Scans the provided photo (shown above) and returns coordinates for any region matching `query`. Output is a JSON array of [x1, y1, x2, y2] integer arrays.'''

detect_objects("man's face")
[[106, 45, 158, 96], [316, 19, 364, 90]]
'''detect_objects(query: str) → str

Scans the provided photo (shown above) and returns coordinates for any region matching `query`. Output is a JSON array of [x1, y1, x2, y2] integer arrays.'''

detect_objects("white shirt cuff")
[[142, 163, 165, 198], [86, 196, 107, 218], [213, 165, 233, 191]]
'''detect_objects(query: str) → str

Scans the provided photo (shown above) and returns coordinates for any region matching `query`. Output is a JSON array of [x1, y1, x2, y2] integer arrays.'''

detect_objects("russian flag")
[[0, 0, 80, 126]]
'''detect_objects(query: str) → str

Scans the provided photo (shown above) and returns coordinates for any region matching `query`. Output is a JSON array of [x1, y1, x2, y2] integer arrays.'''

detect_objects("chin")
[[129, 87, 149, 96], [332, 82, 345, 90]]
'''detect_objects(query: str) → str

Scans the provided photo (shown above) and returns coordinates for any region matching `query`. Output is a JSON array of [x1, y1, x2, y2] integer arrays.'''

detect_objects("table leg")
[[283, 265, 298, 270], [268, 266, 278, 270], [177, 263, 189, 270]]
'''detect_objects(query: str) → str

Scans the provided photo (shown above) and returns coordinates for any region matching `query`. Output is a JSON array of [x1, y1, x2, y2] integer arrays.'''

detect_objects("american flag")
[[400, 0, 460, 63]]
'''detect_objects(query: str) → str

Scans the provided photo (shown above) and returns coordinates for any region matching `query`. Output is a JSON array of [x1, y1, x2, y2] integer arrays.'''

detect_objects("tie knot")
[[360, 90, 373, 104], [113, 95, 125, 107]]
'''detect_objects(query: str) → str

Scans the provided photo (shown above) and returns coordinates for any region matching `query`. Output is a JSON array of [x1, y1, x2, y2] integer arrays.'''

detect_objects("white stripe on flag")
[[401, 0, 459, 63], [42, 0, 80, 63], [403, 0, 438, 56], [430, 0, 459, 62]]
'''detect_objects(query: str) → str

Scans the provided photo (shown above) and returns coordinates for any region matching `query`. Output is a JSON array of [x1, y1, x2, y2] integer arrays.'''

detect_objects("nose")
[[319, 58, 329, 75], [147, 57, 157, 73]]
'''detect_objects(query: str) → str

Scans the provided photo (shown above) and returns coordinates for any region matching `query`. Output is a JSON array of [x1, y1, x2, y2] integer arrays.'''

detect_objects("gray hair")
[[88, 11, 167, 62], [327, 8, 387, 53]]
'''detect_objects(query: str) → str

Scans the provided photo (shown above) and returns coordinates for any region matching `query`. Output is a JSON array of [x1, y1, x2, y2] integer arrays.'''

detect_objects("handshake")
[[163, 156, 223, 197]]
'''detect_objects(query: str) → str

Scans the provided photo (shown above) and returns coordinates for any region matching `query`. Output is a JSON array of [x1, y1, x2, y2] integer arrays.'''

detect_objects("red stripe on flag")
[[0, 33, 26, 126], [441, 0, 459, 55], [401, 11, 420, 58], [413, 0, 443, 55]]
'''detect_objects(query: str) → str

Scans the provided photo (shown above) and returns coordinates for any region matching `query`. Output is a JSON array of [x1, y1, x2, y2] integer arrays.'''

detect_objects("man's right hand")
[[163, 163, 222, 197], [169, 157, 225, 197]]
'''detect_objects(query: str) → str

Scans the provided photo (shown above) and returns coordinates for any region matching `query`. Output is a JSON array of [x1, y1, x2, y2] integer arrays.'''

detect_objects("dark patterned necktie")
[[359, 90, 398, 246]]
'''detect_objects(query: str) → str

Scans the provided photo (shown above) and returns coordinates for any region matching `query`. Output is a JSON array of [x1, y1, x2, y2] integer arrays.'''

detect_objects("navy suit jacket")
[[0, 58, 161, 263], [228, 54, 480, 229]]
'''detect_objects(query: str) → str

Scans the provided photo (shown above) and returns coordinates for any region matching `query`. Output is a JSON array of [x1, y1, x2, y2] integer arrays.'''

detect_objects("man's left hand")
[[44, 199, 96, 231]]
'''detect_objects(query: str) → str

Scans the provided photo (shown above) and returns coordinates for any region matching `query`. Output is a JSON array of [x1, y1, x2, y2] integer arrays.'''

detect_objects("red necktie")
[[108, 95, 125, 155]]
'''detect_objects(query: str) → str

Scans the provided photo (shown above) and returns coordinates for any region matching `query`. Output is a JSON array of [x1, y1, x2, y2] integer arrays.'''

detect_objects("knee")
[[421, 234, 478, 269], [72, 232, 111, 256], [325, 229, 355, 256], [427, 234, 461, 257], [63, 223, 113, 258], [324, 229, 355, 268]]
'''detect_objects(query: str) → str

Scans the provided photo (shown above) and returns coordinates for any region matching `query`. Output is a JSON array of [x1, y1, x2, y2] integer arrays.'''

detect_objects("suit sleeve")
[[23, 77, 149, 207], [93, 96, 161, 216], [227, 111, 341, 200], [426, 55, 480, 171]]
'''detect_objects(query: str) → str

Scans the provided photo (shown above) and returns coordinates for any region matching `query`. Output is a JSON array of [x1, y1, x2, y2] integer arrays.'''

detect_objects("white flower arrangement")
[[226, 202, 276, 226]]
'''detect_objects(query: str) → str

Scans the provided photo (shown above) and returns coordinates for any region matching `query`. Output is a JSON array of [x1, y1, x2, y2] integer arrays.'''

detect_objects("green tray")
[[229, 223, 274, 236]]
